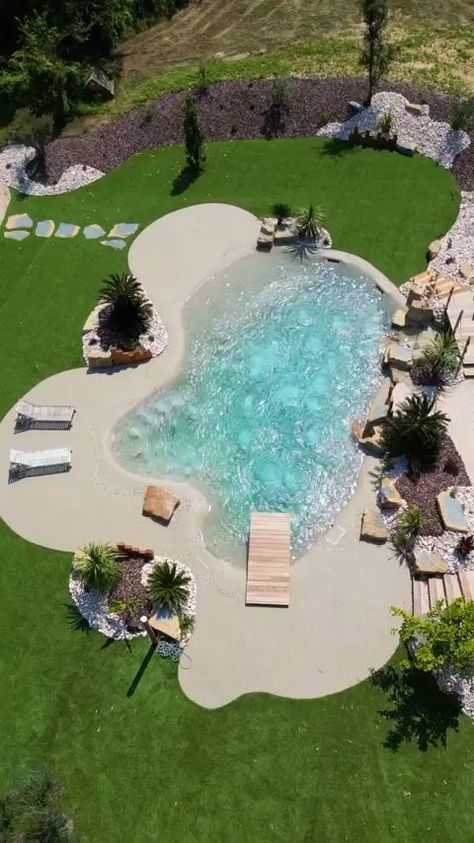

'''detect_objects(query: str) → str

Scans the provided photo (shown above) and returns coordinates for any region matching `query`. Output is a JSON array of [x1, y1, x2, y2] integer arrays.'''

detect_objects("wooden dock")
[[246, 511, 291, 607]]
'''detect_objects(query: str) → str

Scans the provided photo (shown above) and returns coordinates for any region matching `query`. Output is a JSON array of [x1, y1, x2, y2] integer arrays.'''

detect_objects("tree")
[[147, 560, 191, 614], [99, 272, 153, 341], [359, 0, 393, 105], [381, 393, 449, 470], [183, 93, 205, 172], [393, 599, 474, 676], [73, 542, 122, 592]]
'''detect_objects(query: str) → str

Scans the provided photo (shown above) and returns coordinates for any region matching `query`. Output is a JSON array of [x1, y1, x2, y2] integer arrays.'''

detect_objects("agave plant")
[[271, 202, 292, 225], [99, 272, 152, 340], [382, 393, 449, 470], [147, 560, 191, 614], [74, 543, 122, 593], [296, 204, 325, 240], [377, 110, 393, 135], [393, 505, 421, 553], [423, 330, 460, 378]]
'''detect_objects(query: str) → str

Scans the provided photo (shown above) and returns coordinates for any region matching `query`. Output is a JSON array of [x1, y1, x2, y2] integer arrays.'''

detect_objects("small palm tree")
[[73, 543, 122, 593], [382, 393, 449, 470], [100, 273, 152, 340], [147, 560, 191, 614], [423, 330, 460, 377], [296, 204, 325, 240], [393, 505, 421, 553], [271, 202, 292, 225]]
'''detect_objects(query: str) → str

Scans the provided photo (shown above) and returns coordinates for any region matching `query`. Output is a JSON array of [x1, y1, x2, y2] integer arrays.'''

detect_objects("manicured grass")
[[0, 137, 459, 418], [0, 138, 470, 842]]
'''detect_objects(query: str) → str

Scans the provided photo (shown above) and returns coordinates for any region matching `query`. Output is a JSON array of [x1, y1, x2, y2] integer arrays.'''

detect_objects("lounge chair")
[[15, 400, 75, 430], [9, 447, 72, 479]]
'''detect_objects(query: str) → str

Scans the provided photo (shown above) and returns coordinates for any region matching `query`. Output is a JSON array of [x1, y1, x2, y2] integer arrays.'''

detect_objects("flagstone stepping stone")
[[4, 230, 29, 240], [412, 548, 448, 575], [6, 213, 33, 230], [101, 238, 126, 250], [386, 343, 413, 371], [360, 508, 388, 543], [108, 223, 139, 238], [379, 477, 404, 510], [83, 224, 105, 239], [35, 219, 55, 238], [55, 222, 80, 238], [436, 491, 468, 533]]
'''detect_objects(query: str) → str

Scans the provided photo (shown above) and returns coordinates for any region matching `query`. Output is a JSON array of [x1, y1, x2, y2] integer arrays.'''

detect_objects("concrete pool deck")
[[0, 203, 414, 708]]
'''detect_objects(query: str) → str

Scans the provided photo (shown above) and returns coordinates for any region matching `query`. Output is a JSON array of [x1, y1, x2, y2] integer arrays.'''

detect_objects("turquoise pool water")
[[114, 253, 389, 558]]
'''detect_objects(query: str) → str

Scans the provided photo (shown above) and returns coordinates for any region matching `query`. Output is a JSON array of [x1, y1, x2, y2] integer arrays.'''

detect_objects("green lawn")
[[1, 138, 471, 842]]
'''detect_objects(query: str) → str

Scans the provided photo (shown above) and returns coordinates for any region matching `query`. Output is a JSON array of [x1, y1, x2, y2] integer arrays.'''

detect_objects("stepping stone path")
[[55, 222, 80, 238], [6, 213, 33, 230], [412, 548, 448, 575], [101, 238, 127, 250], [4, 230, 29, 240], [83, 224, 105, 239], [36, 220, 55, 238], [437, 491, 469, 533], [108, 223, 139, 238]]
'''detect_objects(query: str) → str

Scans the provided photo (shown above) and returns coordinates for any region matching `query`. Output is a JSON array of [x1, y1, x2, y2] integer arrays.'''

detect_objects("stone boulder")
[[412, 549, 448, 575], [351, 419, 364, 441], [436, 491, 468, 533], [359, 426, 385, 456], [459, 261, 474, 281], [360, 508, 388, 543], [379, 477, 404, 509], [427, 239, 442, 260], [257, 233, 273, 252], [142, 486, 180, 524], [406, 304, 434, 326], [110, 345, 152, 366], [274, 226, 296, 246], [87, 347, 112, 368], [391, 309, 407, 329], [386, 343, 413, 371], [390, 382, 414, 414], [389, 366, 412, 386]]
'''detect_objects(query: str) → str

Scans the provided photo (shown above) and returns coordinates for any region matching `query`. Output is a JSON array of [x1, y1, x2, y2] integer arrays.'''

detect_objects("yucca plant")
[[393, 505, 421, 553], [73, 542, 122, 593], [271, 202, 292, 224], [296, 204, 325, 240], [377, 110, 393, 134], [147, 560, 191, 614], [100, 272, 152, 340], [423, 330, 460, 377], [382, 393, 449, 470]]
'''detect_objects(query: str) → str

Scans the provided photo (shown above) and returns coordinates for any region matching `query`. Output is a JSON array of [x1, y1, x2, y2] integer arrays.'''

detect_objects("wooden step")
[[443, 573, 462, 604], [463, 368, 474, 378], [458, 571, 473, 602], [428, 577, 445, 609], [413, 579, 430, 615]]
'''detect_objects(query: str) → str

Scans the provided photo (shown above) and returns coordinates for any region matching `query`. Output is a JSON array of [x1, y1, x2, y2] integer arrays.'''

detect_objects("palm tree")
[[147, 560, 190, 614], [423, 330, 460, 378], [296, 204, 325, 240], [73, 542, 122, 593], [99, 273, 152, 340], [382, 393, 449, 470]]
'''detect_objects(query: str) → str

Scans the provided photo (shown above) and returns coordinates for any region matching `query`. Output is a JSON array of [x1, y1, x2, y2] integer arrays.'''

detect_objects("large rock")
[[389, 366, 412, 386], [406, 304, 434, 326], [110, 345, 152, 366], [386, 343, 413, 371], [360, 508, 388, 543], [87, 347, 112, 368], [260, 218, 277, 237], [436, 491, 468, 533], [379, 477, 404, 509], [257, 233, 273, 252], [459, 261, 474, 281], [405, 102, 425, 117], [390, 382, 414, 414], [427, 239, 442, 260], [412, 549, 448, 575], [351, 419, 364, 441], [142, 486, 180, 524], [392, 309, 407, 329], [274, 226, 296, 246], [359, 426, 385, 456], [364, 386, 390, 434]]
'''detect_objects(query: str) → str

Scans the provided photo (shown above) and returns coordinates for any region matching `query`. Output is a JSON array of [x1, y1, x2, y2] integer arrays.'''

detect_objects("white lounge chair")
[[9, 447, 72, 479], [15, 400, 75, 430]]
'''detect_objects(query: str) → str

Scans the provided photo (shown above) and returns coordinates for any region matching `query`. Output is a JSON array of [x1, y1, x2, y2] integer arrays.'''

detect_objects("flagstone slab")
[[83, 224, 106, 239], [6, 213, 33, 230], [101, 238, 127, 250], [108, 223, 139, 238], [4, 230, 30, 240], [55, 222, 80, 238], [437, 491, 468, 533], [36, 219, 55, 238]]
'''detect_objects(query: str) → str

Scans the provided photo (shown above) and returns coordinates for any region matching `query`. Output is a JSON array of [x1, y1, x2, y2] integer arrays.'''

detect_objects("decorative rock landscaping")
[[0, 143, 104, 195], [6, 213, 33, 229], [360, 507, 388, 543], [36, 220, 55, 237], [55, 222, 80, 238], [82, 298, 168, 368]]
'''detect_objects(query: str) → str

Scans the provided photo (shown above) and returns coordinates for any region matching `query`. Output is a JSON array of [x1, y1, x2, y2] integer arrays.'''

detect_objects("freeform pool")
[[114, 253, 390, 558]]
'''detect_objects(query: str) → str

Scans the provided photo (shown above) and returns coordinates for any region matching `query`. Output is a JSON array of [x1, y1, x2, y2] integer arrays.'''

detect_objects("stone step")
[[463, 367, 474, 378]]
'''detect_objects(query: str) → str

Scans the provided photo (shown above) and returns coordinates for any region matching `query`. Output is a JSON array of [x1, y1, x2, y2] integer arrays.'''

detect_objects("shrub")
[[393, 505, 421, 553], [271, 202, 292, 224], [196, 61, 208, 92], [147, 560, 191, 614], [6, 108, 53, 148], [74, 543, 122, 593], [0, 768, 75, 842], [183, 92, 205, 172], [296, 204, 325, 240], [270, 77, 288, 110], [456, 534, 474, 559], [423, 330, 459, 377], [392, 598, 474, 675], [451, 96, 474, 131], [100, 272, 153, 340], [381, 393, 449, 470], [377, 110, 393, 134]]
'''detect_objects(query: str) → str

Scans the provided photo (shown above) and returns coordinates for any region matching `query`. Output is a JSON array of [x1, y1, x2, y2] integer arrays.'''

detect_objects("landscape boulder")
[[412, 549, 448, 575], [110, 345, 152, 366], [436, 491, 468, 533], [405, 304, 434, 326], [391, 309, 407, 329], [386, 343, 413, 371], [142, 486, 180, 524], [360, 508, 388, 543], [427, 239, 442, 260], [459, 261, 474, 281], [86, 347, 112, 368], [379, 477, 404, 510], [359, 426, 385, 456]]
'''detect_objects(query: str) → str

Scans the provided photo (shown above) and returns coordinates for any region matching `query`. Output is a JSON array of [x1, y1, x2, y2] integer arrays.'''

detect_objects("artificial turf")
[[1, 138, 471, 842]]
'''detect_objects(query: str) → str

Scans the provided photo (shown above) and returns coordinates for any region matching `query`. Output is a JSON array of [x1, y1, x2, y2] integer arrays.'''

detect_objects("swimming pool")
[[113, 252, 390, 558]]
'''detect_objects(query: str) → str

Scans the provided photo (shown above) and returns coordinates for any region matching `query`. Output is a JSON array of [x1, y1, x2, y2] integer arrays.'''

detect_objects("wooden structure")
[[412, 570, 474, 616], [85, 68, 115, 99], [246, 512, 291, 607]]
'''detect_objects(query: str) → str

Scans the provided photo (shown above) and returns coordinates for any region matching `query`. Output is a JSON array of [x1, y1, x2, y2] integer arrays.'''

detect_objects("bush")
[[0, 768, 75, 842], [451, 96, 474, 131], [296, 203, 325, 239], [271, 202, 292, 224], [423, 330, 459, 377], [74, 542, 122, 593], [100, 272, 153, 341], [377, 110, 393, 134], [392, 598, 474, 675], [147, 560, 190, 614], [393, 505, 420, 553], [381, 393, 449, 470], [196, 62, 208, 92], [270, 77, 288, 110], [6, 108, 53, 148]]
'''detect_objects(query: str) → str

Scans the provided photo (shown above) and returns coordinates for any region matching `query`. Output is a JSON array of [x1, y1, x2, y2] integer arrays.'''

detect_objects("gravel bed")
[[438, 669, 474, 720], [415, 486, 474, 573], [428, 191, 474, 284], [6, 77, 472, 190], [395, 436, 471, 536], [0, 144, 104, 195]]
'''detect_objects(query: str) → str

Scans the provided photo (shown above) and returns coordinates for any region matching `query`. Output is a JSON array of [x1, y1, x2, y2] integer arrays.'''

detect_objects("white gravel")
[[415, 486, 474, 573], [438, 669, 474, 719], [317, 91, 470, 169], [0, 144, 104, 195], [428, 191, 474, 284]]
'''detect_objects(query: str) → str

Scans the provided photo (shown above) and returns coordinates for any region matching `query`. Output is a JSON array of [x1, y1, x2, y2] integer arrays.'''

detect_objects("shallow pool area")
[[113, 253, 390, 558]]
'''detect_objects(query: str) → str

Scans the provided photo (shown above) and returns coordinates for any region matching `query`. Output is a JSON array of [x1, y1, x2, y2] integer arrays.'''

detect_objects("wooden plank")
[[428, 577, 444, 609], [412, 579, 422, 616], [419, 580, 430, 616], [246, 511, 291, 607], [444, 573, 462, 604], [458, 571, 473, 602]]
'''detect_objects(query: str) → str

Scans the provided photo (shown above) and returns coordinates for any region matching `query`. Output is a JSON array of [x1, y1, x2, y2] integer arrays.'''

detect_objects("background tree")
[[183, 93, 205, 172], [359, 0, 393, 105]]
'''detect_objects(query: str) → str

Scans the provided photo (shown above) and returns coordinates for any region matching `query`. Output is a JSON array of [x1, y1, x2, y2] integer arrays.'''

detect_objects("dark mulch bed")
[[395, 435, 471, 536], [108, 557, 152, 633], [38, 76, 473, 190], [410, 363, 446, 387]]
